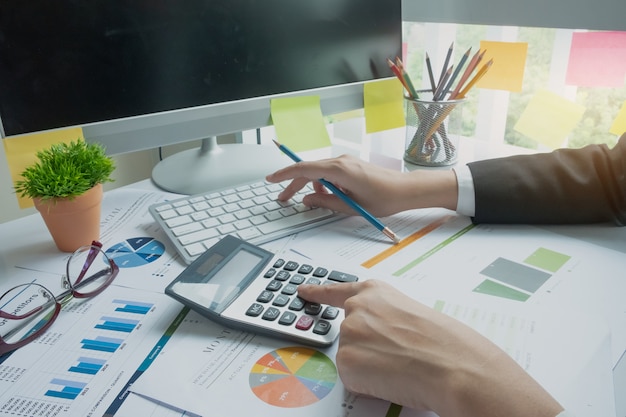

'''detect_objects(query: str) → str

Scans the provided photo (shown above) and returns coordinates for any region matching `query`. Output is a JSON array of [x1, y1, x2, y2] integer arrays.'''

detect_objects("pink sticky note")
[[566, 31, 626, 87]]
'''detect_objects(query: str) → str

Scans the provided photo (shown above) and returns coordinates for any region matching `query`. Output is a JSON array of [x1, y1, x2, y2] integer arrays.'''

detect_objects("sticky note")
[[514, 90, 585, 149], [566, 31, 626, 88], [270, 96, 331, 152], [364, 78, 405, 134], [610, 101, 626, 136], [3, 128, 84, 208], [476, 41, 528, 92]]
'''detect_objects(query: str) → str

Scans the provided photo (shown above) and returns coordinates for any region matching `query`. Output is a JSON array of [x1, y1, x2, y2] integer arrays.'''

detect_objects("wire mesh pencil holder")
[[403, 92, 465, 167]]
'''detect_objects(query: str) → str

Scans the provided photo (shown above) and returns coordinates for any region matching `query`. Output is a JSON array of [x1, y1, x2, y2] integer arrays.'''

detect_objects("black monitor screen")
[[0, 1, 401, 137]]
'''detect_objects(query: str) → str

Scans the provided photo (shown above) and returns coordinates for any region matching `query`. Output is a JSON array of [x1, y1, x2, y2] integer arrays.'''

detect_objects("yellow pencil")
[[449, 49, 486, 99], [457, 59, 493, 99]]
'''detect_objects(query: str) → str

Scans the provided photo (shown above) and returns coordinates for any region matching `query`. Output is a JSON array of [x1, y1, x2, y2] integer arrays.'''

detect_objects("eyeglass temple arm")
[[74, 241, 104, 285]]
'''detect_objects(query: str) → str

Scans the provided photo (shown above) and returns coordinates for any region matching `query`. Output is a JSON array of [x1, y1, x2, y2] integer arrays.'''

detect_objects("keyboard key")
[[257, 209, 334, 235]]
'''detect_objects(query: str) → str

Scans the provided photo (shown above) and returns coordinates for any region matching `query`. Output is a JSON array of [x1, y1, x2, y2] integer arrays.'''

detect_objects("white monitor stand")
[[151, 136, 292, 195]]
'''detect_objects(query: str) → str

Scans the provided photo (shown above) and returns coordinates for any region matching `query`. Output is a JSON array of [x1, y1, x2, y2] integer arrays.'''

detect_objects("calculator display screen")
[[168, 246, 265, 314]]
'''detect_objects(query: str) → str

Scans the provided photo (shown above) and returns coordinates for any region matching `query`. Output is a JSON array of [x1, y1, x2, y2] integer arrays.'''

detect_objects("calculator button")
[[246, 303, 264, 317], [266, 280, 283, 291], [304, 302, 322, 315], [278, 311, 297, 325], [257, 291, 274, 303], [284, 261, 299, 271], [288, 297, 305, 311], [295, 315, 314, 330], [273, 259, 285, 268], [275, 270, 291, 281], [272, 294, 290, 307], [328, 270, 359, 283], [313, 267, 328, 277], [281, 284, 298, 295], [264, 268, 277, 278], [298, 264, 314, 274], [313, 320, 332, 335], [305, 278, 321, 285], [262, 307, 281, 321], [322, 306, 339, 320], [289, 274, 306, 284]]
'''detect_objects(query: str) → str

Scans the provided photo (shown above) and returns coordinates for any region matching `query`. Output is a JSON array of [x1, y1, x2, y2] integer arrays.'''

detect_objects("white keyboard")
[[149, 180, 342, 264]]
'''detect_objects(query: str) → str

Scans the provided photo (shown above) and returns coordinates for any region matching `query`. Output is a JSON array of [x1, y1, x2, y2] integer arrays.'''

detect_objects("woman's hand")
[[298, 280, 563, 417], [266, 154, 459, 217]]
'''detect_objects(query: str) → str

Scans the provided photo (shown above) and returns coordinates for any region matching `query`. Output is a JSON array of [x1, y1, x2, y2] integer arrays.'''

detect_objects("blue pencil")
[[272, 140, 400, 244]]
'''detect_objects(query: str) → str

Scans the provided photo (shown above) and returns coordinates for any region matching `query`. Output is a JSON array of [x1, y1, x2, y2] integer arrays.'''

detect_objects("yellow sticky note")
[[514, 90, 585, 149], [364, 78, 405, 133], [3, 128, 84, 208], [477, 41, 528, 92], [610, 100, 626, 136], [270, 96, 331, 152]]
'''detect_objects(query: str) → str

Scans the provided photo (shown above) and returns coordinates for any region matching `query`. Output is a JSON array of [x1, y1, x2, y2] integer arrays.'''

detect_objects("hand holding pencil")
[[270, 140, 400, 244]]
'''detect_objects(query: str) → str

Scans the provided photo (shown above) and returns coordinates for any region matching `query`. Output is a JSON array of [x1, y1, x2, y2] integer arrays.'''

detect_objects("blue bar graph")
[[45, 378, 87, 400], [95, 316, 139, 333], [112, 299, 153, 315], [81, 336, 123, 353], [69, 357, 106, 375]]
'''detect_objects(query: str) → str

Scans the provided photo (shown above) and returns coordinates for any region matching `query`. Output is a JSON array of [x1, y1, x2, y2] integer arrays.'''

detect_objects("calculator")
[[164, 234, 359, 347]]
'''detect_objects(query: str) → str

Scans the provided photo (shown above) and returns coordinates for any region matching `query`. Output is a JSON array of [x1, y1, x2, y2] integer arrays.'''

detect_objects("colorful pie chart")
[[249, 346, 337, 408], [105, 237, 164, 268]]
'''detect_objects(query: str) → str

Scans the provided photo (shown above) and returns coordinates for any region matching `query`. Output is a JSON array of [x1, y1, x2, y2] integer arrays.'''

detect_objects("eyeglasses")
[[0, 241, 119, 356]]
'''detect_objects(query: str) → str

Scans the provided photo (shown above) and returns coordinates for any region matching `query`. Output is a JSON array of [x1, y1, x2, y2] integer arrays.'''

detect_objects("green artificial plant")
[[14, 140, 115, 201]]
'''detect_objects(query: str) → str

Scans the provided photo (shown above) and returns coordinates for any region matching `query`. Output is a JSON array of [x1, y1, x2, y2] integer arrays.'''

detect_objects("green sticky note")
[[270, 96, 331, 152], [364, 78, 405, 133]]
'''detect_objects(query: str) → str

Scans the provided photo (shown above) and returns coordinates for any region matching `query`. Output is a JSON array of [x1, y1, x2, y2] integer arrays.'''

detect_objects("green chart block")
[[473, 279, 530, 302], [524, 247, 571, 273]]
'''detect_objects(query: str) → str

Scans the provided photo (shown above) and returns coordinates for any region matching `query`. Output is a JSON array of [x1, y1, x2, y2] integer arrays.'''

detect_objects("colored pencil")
[[450, 49, 486, 99], [436, 46, 472, 101], [457, 58, 494, 99], [425, 52, 437, 93]]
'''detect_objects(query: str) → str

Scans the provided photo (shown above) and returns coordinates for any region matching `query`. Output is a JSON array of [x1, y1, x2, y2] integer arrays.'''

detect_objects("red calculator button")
[[295, 316, 314, 330]]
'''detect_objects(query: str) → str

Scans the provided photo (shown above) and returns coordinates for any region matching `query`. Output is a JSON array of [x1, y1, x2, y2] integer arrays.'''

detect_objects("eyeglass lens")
[[0, 284, 59, 349], [65, 245, 116, 298], [0, 243, 117, 355]]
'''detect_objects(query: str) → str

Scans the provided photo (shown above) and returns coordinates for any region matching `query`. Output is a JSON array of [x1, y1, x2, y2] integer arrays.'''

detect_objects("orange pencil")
[[457, 59, 494, 99], [449, 49, 485, 99]]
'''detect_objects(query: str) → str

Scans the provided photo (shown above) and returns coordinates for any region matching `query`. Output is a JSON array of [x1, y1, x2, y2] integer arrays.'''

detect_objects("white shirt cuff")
[[453, 164, 476, 217]]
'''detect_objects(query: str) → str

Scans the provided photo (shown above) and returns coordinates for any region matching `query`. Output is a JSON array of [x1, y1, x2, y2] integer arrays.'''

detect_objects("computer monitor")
[[0, 1, 402, 195]]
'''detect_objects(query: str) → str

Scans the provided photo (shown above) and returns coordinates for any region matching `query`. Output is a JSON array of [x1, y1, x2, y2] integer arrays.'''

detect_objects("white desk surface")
[[0, 135, 624, 416]]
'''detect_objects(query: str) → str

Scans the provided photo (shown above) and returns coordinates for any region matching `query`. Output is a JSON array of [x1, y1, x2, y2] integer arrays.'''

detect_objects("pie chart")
[[249, 346, 337, 408], [105, 237, 165, 268]]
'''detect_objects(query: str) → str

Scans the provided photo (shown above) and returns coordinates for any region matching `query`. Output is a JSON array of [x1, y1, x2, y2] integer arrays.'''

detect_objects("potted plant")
[[14, 140, 115, 252]]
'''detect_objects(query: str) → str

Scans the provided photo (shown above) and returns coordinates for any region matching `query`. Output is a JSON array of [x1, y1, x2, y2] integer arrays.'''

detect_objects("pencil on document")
[[272, 140, 400, 244]]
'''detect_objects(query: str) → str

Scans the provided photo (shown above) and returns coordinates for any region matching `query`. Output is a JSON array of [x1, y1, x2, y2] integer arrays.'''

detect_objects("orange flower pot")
[[33, 184, 103, 252]]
